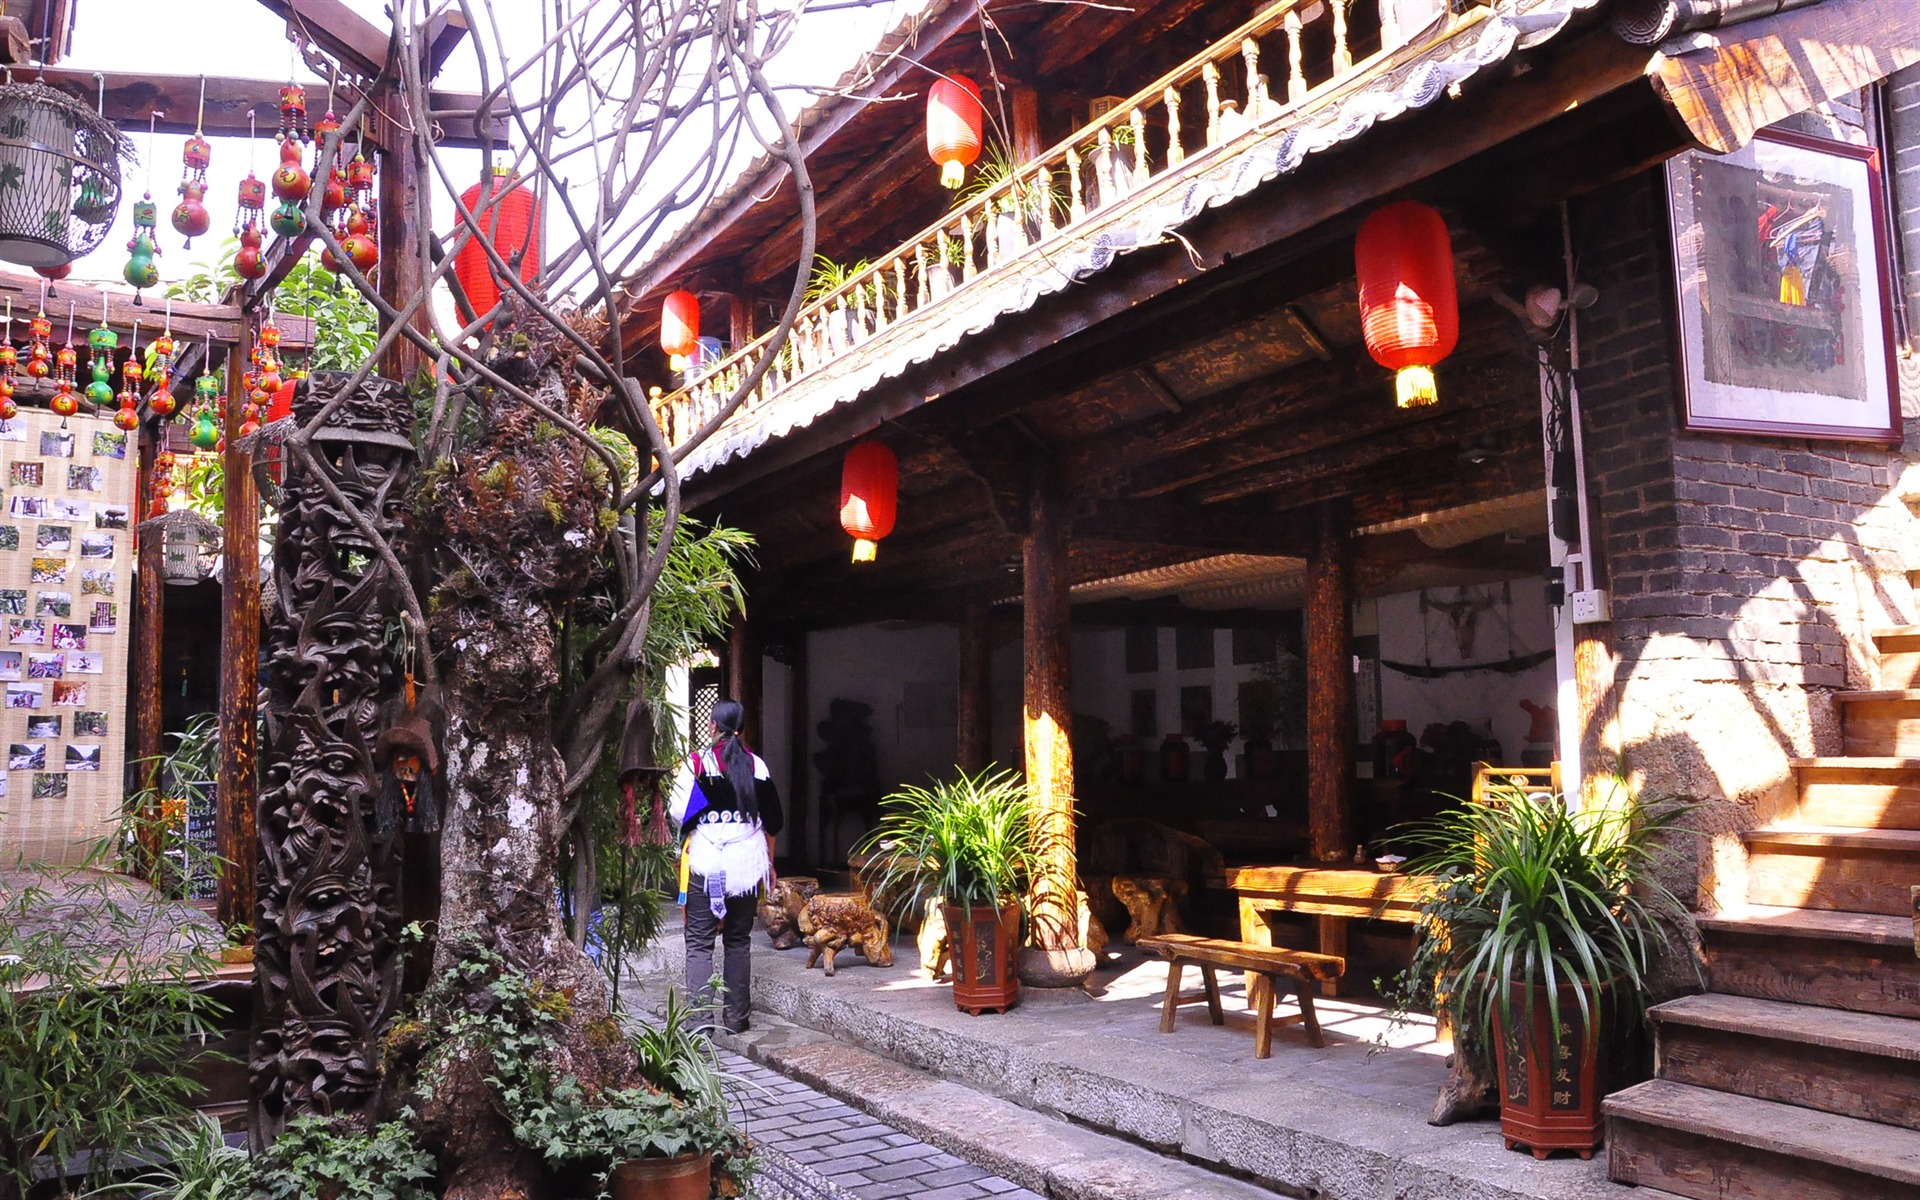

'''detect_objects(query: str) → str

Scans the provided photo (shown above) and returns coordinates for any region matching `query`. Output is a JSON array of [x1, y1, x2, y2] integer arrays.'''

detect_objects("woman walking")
[[671, 699, 783, 1032]]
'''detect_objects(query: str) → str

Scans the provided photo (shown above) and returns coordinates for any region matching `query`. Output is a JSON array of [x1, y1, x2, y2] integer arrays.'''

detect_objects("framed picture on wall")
[[1664, 129, 1900, 443]]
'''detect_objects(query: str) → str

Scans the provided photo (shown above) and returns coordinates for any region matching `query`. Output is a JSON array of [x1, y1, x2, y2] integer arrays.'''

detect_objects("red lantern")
[[1355, 200, 1458, 408], [839, 440, 897, 563], [661, 289, 700, 360], [927, 75, 984, 189], [455, 167, 542, 325]]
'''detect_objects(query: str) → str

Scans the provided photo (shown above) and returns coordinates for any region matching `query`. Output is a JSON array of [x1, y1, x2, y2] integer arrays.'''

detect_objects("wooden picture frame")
[[1664, 128, 1900, 444]]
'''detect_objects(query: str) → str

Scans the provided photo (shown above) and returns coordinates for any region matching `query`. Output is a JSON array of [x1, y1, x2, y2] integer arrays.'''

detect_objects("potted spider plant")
[[1390, 782, 1693, 1159], [857, 767, 1036, 1015]]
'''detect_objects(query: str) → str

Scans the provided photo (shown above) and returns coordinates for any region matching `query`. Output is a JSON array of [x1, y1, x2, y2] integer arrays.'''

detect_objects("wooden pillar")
[[217, 324, 259, 937], [1305, 500, 1354, 980], [958, 601, 992, 772], [730, 612, 762, 747], [1023, 473, 1077, 950], [377, 89, 428, 383], [131, 431, 165, 875], [787, 633, 811, 867], [1012, 86, 1044, 165], [728, 291, 755, 352], [1575, 624, 1620, 806]]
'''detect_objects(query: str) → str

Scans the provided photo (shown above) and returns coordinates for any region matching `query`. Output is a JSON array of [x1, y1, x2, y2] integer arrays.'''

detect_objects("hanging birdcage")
[[0, 82, 132, 269]]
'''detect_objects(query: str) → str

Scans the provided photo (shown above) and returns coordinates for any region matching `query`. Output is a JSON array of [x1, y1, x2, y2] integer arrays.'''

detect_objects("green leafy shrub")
[[254, 1114, 434, 1200], [856, 767, 1038, 914]]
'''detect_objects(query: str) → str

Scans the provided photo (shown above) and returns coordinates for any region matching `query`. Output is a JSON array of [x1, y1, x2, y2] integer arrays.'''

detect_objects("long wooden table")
[[1220, 865, 1434, 996]]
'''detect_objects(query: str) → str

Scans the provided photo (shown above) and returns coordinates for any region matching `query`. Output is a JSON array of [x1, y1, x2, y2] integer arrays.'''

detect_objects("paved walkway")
[[727, 1051, 1043, 1200]]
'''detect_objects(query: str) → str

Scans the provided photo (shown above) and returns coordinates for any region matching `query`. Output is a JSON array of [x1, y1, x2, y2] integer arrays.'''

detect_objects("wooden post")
[[1023, 472, 1077, 950], [1305, 499, 1353, 978], [377, 88, 428, 383], [730, 612, 763, 748], [217, 324, 259, 937], [1012, 86, 1044, 165], [728, 290, 755, 353], [958, 601, 992, 771], [131, 431, 165, 875]]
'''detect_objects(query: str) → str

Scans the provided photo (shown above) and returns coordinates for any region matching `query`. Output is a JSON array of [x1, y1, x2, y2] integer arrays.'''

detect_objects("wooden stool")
[[1137, 933, 1345, 1056]]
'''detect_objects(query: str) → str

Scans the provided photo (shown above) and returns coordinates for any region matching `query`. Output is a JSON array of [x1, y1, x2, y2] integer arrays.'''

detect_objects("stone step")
[[1651, 993, 1920, 1130], [1744, 826, 1920, 915], [1791, 758, 1920, 829], [1604, 1079, 1920, 1200], [1697, 906, 1920, 1018], [1839, 690, 1920, 756]]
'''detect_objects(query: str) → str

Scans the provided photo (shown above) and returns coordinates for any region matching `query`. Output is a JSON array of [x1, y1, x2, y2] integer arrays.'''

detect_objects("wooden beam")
[[1305, 499, 1353, 868], [737, 127, 931, 288], [257, 0, 391, 79], [957, 601, 992, 771], [1075, 497, 1312, 556], [1023, 467, 1077, 951], [1648, 0, 1920, 153], [0, 270, 311, 347], [217, 317, 260, 940]]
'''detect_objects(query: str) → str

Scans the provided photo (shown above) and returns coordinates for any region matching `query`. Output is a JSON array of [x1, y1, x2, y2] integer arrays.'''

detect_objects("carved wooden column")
[[958, 601, 992, 772], [218, 323, 259, 936], [1023, 473, 1076, 950], [1306, 499, 1355, 975]]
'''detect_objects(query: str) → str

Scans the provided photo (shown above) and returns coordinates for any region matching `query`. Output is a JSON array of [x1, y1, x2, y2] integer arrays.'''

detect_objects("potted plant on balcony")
[[1391, 782, 1693, 1158], [857, 766, 1036, 1015]]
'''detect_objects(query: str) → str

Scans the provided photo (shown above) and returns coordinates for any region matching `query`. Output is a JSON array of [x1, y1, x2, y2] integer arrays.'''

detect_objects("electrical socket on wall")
[[1568, 588, 1611, 625]]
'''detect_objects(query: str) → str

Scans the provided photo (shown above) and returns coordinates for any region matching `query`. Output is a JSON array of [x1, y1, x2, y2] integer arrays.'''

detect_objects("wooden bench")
[[1135, 933, 1345, 1056]]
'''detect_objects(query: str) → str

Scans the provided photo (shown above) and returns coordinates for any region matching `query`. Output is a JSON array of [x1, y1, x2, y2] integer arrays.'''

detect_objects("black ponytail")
[[711, 699, 760, 818]]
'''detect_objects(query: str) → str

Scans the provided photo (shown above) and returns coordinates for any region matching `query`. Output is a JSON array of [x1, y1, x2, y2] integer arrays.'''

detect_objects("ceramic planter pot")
[[1492, 982, 1606, 1159], [944, 900, 1021, 1015], [610, 1151, 712, 1200]]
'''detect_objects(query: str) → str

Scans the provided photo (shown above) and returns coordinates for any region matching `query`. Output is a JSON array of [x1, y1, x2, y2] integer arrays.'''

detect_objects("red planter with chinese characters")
[[1492, 981, 1606, 1159], [944, 901, 1021, 1015]]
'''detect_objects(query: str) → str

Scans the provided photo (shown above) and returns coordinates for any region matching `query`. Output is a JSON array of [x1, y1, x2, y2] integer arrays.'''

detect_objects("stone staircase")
[[1604, 626, 1920, 1198]]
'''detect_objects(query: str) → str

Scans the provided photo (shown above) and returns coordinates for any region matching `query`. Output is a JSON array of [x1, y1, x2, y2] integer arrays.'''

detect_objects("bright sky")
[[49, 0, 921, 310]]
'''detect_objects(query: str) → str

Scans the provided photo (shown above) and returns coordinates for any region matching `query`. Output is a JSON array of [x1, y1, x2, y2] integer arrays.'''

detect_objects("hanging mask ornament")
[[235, 111, 269, 281], [115, 321, 142, 432], [269, 82, 311, 238], [85, 291, 118, 410], [124, 117, 163, 304], [52, 303, 80, 420], [374, 676, 443, 836], [171, 77, 213, 248], [0, 301, 18, 422], [146, 301, 177, 420]]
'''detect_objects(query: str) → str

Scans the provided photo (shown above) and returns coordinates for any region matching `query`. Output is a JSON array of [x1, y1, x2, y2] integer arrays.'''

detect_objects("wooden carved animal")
[[757, 876, 819, 950], [920, 890, 1108, 980], [798, 892, 894, 976], [1109, 875, 1185, 943]]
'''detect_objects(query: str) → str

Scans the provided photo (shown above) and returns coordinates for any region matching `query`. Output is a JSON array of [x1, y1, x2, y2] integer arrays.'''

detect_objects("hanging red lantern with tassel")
[[839, 440, 897, 563], [927, 75, 984, 189], [1355, 200, 1458, 409], [661, 289, 700, 362], [455, 166, 541, 324]]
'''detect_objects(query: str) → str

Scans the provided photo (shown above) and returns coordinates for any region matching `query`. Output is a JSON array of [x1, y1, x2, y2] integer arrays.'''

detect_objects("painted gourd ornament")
[[35, 262, 69, 283], [270, 201, 304, 238], [272, 138, 311, 203], [114, 404, 140, 431], [343, 232, 378, 271], [236, 226, 266, 281], [51, 382, 78, 418], [319, 243, 341, 273], [124, 195, 161, 297], [236, 173, 267, 233], [25, 314, 50, 379], [171, 180, 211, 245], [0, 396, 15, 421], [189, 408, 220, 449]]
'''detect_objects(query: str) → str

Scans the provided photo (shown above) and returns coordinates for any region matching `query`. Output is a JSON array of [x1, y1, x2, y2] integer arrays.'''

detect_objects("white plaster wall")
[[1374, 576, 1558, 765], [805, 622, 961, 794]]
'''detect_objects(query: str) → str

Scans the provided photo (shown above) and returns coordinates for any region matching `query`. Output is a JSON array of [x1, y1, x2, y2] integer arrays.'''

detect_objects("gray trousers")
[[683, 872, 757, 1031]]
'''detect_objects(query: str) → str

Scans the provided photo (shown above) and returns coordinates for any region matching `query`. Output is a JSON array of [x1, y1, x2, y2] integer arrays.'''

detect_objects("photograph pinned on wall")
[[24, 715, 56, 739], [91, 430, 126, 459], [25, 653, 61, 680], [93, 505, 128, 530], [0, 591, 24, 617], [34, 525, 69, 552], [34, 592, 68, 618], [8, 619, 44, 645], [73, 711, 106, 737], [8, 496, 44, 518], [8, 462, 40, 488], [1667, 130, 1901, 442], [50, 680, 86, 706], [50, 625, 84, 651], [8, 742, 44, 770], [32, 772, 66, 799], [0, 652, 21, 681], [5, 683, 40, 709], [0, 418, 26, 442], [38, 431, 74, 458], [80, 570, 113, 597], [65, 465, 101, 493], [78, 534, 111, 559], [0, 527, 17, 552], [63, 652, 100, 675], [29, 558, 65, 584], [49, 498, 87, 521], [87, 602, 115, 633], [63, 744, 99, 772]]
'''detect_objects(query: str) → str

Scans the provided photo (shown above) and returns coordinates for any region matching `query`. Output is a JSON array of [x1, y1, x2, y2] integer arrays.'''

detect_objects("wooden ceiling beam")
[[1075, 496, 1312, 556], [740, 125, 936, 286]]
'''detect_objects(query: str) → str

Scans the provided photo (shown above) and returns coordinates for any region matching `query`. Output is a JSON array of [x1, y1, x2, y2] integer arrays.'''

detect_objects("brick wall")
[[1571, 164, 1917, 909]]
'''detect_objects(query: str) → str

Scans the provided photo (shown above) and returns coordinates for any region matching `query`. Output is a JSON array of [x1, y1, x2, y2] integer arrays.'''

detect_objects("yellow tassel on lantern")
[[1395, 365, 1438, 409], [1779, 264, 1806, 306], [940, 160, 965, 189], [851, 537, 878, 563]]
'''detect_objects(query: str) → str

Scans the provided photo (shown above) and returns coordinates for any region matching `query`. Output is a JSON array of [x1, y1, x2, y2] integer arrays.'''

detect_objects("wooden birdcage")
[[0, 82, 130, 269]]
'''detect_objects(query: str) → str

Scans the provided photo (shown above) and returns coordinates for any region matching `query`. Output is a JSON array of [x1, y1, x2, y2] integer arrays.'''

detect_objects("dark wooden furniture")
[[1220, 864, 1432, 995], [1136, 933, 1344, 1056]]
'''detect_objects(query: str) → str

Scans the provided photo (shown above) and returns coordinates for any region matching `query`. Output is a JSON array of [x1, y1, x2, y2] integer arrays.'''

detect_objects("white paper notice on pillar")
[[0, 408, 135, 866]]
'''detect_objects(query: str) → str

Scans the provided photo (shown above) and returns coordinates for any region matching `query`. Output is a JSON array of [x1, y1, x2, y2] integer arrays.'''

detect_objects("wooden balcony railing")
[[652, 0, 1434, 451]]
